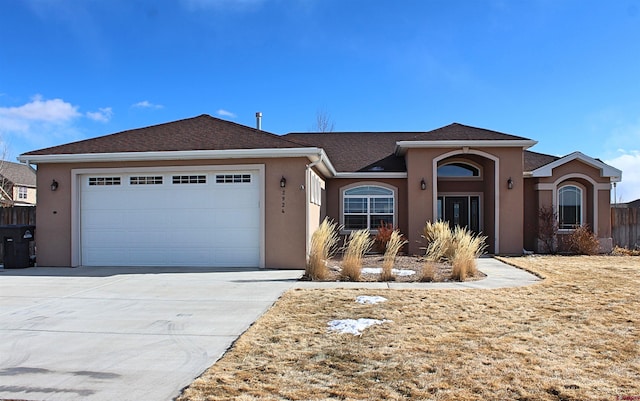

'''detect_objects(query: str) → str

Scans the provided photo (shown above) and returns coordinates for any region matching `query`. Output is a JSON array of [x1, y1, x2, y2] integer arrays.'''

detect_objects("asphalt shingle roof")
[[523, 150, 560, 172], [0, 161, 36, 186], [22, 114, 304, 156], [283, 132, 417, 172], [284, 123, 533, 173], [22, 117, 554, 175]]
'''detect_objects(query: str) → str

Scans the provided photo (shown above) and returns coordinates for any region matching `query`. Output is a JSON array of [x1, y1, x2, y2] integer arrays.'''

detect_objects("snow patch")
[[361, 267, 416, 276], [355, 295, 388, 304], [327, 318, 392, 336]]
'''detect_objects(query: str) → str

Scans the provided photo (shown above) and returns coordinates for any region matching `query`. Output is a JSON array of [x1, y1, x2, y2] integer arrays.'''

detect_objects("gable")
[[531, 151, 621, 182]]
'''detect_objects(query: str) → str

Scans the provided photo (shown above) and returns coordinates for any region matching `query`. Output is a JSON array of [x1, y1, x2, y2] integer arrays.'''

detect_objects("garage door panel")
[[214, 247, 260, 266], [215, 210, 259, 229], [80, 170, 261, 267]]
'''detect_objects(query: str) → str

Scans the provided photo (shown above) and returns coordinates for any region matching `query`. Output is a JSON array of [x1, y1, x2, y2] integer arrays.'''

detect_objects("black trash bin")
[[1, 225, 35, 269]]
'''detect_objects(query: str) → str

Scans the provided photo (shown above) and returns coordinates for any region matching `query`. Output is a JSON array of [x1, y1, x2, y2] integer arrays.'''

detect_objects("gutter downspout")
[[305, 153, 324, 260]]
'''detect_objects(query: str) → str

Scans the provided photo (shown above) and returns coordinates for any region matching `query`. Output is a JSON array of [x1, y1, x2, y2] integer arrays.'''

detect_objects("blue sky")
[[1, 0, 639, 201]]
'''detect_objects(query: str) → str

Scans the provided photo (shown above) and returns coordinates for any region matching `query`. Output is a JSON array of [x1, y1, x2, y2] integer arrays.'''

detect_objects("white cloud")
[[86, 107, 113, 123], [0, 95, 89, 154], [604, 150, 640, 203], [132, 100, 163, 109], [0, 94, 80, 123], [216, 109, 237, 118]]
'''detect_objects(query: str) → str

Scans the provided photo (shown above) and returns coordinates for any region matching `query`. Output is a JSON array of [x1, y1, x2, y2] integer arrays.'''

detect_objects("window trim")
[[557, 183, 585, 231], [340, 182, 397, 233], [17, 186, 28, 200]]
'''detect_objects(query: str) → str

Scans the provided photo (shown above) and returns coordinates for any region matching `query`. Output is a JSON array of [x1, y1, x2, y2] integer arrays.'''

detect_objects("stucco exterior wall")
[[404, 146, 524, 255], [531, 159, 614, 253], [34, 157, 310, 269], [523, 177, 539, 251]]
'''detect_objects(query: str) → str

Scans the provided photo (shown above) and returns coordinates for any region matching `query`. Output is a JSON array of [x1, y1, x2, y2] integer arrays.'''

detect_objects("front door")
[[445, 196, 469, 228], [439, 195, 480, 233]]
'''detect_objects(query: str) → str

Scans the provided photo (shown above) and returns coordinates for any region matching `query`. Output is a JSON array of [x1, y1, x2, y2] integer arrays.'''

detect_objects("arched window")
[[437, 162, 480, 177], [342, 185, 394, 230], [558, 185, 582, 229]]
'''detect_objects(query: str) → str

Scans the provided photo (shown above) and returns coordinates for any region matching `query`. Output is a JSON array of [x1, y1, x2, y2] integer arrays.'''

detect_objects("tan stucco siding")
[[404, 147, 524, 255], [496, 148, 525, 255], [34, 158, 310, 269], [523, 177, 539, 251], [35, 163, 73, 266], [531, 159, 614, 252]]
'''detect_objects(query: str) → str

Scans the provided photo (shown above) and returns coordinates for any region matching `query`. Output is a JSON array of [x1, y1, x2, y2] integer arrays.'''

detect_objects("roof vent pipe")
[[256, 112, 262, 130]]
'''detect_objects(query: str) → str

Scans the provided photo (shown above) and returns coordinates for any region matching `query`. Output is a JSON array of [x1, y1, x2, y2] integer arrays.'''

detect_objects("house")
[[0, 160, 37, 206], [17, 114, 622, 268]]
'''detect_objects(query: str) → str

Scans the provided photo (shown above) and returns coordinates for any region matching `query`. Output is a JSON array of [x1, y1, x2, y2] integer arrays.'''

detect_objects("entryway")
[[437, 195, 481, 233]]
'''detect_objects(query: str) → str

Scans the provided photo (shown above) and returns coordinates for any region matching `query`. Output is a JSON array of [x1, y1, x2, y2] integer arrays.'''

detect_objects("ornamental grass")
[[380, 230, 408, 282], [340, 229, 374, 281], [306, 218, 340, 280]]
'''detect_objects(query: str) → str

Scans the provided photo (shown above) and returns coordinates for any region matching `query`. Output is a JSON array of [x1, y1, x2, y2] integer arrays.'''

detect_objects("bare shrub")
[[566, 225, 599, 255], [450, 226, 488, 281], [341, 229, 374, 281], [374, 221, 394, 253], [380, 230, 408, 281], [306, 218, 340, 280], [423, 221, 455, 262], [612, 246, 640, 256], [537, 206, 558, 254]]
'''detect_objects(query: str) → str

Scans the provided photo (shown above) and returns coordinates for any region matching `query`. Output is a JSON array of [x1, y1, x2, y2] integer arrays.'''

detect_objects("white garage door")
[[80, 170, 261, 267]]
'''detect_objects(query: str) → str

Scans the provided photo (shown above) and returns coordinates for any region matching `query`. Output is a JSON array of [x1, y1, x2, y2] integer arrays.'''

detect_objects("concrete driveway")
[[0, 266, 303, 401]]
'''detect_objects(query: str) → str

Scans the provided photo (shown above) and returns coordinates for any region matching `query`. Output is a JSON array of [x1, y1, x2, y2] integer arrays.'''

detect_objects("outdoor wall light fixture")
[[280, 176, 287, 188], [420, 178, 427, 190], [50, 179, 59, 191], [507, 177, 514, 190]]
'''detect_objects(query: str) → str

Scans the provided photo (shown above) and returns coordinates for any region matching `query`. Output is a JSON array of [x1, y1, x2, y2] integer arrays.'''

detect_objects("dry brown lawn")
[[178, 256, 640, 401]]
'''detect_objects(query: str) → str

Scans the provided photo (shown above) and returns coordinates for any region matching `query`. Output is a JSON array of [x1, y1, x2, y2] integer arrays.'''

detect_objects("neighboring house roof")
[[1, 160, 36, 187], [22, 114, 304, 156], [618, 198, 640, 208]]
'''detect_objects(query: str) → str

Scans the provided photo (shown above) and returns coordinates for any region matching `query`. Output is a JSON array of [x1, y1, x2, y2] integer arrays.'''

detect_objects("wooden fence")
[[0, 206, 36, 225], [611, 206, 640, 250]]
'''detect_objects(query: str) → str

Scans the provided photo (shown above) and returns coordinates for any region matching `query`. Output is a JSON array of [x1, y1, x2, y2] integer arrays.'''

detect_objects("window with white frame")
[[558, 185, 582, 229], [17, 186, 27, 199], [343, 185, 394, 230]]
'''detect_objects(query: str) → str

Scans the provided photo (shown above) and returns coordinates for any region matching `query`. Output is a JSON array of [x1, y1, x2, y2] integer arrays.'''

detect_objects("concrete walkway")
[[294, 257, 541, 289]]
